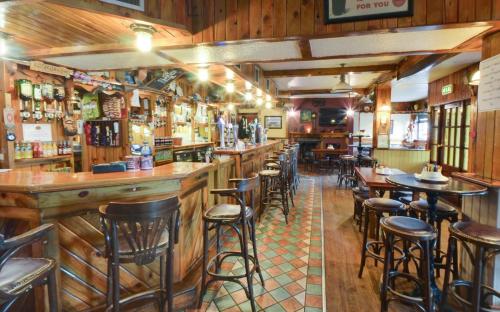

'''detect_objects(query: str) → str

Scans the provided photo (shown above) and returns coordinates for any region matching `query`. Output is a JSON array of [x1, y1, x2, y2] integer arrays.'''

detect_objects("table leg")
[[425, 192, 441, 303]]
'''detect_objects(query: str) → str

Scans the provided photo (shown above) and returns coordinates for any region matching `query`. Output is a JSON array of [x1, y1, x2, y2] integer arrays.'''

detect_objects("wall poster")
[[478, 53, 500, 112], [325, 0, 413, 24]]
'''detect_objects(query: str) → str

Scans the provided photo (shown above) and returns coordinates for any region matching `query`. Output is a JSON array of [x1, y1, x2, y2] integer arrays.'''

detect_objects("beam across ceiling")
[[264, 64, 396, 78], [279, 89, 366, 96]]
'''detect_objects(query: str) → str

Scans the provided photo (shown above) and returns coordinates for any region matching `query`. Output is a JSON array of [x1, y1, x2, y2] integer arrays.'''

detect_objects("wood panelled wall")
[[428, 65, 477, 107], [474, 31, 500, 180], [189, 0, 500, 43]]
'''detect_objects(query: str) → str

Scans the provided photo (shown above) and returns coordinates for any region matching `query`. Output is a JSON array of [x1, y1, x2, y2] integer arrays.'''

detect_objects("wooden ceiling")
[[0, 1, 191, 57]]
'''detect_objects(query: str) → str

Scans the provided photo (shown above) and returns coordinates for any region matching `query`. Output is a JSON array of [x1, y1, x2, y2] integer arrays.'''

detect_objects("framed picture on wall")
[[265, 116, 282, 129], [100, 0, 145, 11], [300, 110, 312, 123]]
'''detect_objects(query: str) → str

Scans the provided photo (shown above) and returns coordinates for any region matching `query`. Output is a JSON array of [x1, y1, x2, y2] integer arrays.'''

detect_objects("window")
[[266, 79, 270, 92], [430, 101, 471, 172], [254, 67, 260, 84]]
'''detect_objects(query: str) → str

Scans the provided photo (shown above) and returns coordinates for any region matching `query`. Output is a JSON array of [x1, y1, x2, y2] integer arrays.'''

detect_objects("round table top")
[[386, 174, 488, 196]]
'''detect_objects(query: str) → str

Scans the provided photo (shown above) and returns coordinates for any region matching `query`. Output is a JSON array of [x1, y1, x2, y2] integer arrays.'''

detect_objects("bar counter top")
[[213, 140, 280, 155], [0, 162, 214, 193]]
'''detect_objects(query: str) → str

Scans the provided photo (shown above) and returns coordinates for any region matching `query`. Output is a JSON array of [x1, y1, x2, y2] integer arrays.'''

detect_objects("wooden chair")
[[0, 223, 58, 312], [99, 196, 180, 312]]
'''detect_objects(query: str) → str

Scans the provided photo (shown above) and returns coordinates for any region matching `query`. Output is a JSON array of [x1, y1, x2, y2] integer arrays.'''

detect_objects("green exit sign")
[[442, 84, 454, 95]]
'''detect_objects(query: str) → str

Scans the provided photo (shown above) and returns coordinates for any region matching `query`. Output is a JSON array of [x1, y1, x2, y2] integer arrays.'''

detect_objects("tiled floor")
[[199, 177, 324, 311]]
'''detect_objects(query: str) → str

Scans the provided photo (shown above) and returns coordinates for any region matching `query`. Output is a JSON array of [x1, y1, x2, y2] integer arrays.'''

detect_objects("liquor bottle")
[[33, 142, 39, 158], [52, 142, 57, 156], [25, 143, 33, 159], [14, 142, 21, 160]]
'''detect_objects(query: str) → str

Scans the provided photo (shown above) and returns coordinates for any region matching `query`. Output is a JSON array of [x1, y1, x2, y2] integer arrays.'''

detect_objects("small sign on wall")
[[441, 84, 454, 95], [22, 124, 53, 142], [325, 0, 413, 24]]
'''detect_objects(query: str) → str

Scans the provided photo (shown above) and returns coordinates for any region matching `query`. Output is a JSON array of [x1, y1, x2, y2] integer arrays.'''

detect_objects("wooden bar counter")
[[0, 161, 235, 311], [213, 140, 282, 178]]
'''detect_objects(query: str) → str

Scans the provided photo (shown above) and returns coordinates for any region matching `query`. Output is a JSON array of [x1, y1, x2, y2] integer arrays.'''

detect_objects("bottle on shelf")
[[14, 142, 21, 160]]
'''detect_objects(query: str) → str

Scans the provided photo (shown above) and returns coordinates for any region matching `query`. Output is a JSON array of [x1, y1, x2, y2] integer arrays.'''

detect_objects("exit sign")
[[442, 84, 454, 95]]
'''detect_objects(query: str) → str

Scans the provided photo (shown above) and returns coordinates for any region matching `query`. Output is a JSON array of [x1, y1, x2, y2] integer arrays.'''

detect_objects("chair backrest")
[[99, 196, 180, 265], [237, 172, 260, 193]]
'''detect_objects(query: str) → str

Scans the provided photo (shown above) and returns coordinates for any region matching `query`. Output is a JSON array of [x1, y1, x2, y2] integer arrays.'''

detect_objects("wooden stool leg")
[[422, 240, 433, 312], [440, 236, 456, 308], [471, 246, 484, 312], [241, 219, 256, 312], [111, 257, 120, 312], [358, 206, 370, 278], [198, 220, 209, 308], [159, 254, 166, 311], [249, 217, 265, 286], [167, 237, 174, 312], [106, 259, 112, 307], [47, 268, 58, 312], [380, 232, 394, 312]]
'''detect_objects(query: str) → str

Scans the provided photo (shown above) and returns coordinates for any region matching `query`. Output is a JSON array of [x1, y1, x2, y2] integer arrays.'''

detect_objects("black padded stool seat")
[[380, 216, 436, 241], [441, 221, 500, 312], [364, 198, 406, 213], [259, 169, 280, 177], [409, 199, 458, 216], [205, 204, 253, 220], [450, 221, 500, 248]]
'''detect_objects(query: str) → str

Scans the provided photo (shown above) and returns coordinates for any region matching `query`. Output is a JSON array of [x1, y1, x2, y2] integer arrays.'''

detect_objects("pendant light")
[[131, 23, 156, 53], [331, 64, 353, 94]]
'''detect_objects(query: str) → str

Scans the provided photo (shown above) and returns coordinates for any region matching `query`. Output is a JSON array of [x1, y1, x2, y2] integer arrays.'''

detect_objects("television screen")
[[319, 108, 347, 126]]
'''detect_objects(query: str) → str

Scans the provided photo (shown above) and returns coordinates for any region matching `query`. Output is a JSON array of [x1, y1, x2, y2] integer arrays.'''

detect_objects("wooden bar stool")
[[358, 198, 407, 278], [338, 155, 356, 188], [408, 199, 458, 277], [380, 216, 437, 312], [0, 223, 58, 312], [199, 173, 264, 312], [260, 154, 290, 223], [352, 185, 369, 232], [441, 221, 500, 312], [99, 196, 180, 312]]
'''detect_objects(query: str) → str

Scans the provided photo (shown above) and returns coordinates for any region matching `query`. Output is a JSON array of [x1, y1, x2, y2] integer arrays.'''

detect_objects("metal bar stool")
[[199, 173, 264, 312], [441, 221, 500, 312], [408, 199, 459, 278], [358, 198, 407, 278], [99, 196, 180, 312], [380, 216, 437, 312], [0, 223, 58, 312], [260, 154, 290, 224]]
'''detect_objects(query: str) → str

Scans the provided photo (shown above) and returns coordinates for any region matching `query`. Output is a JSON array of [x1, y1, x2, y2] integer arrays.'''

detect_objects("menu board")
[[478, 53, 500, 112]]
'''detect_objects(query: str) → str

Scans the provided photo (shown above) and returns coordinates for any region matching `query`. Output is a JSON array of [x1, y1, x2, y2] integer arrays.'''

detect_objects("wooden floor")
[[319, 172, 457, 312]]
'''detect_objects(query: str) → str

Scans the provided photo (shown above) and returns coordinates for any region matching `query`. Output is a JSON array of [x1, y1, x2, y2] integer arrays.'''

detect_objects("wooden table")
[[355, 167, 406, 197], [311, 148, 348, 159]]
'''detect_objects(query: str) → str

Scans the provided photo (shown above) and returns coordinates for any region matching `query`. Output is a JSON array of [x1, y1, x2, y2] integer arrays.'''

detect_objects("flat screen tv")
[[319, 108, 347, 126]]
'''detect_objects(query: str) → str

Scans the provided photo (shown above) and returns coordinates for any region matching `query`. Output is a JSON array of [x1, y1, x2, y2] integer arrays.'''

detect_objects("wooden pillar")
[[462, 30, 500, 299]]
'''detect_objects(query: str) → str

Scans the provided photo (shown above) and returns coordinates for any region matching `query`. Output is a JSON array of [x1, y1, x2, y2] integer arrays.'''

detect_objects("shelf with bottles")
[[14, 141, 74, 161], [84, 119, 122, 147]]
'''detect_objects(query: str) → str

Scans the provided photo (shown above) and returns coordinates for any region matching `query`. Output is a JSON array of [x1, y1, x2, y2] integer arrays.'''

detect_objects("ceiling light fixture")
[[131, 23, 156, 53], [226, 68, 235, 80], [331, 64, 353, 94], [256, 89, 263, 97], [256, 98, 263, 106], [469, 70, 480, 86], [244, 92, 253, 101], [227, 102, 234, 111], [226, 81, 235, 93], [265, 101, 272, 109], [265, 94, 271, 101], [197, 66, 209, 82], [245, 81, 252, 90], [346, 108, 354, 117]]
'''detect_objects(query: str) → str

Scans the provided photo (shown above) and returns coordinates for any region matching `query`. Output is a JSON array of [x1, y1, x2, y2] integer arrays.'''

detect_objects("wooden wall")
[[189, 0, 500, 44], [474, 31, 500, 180], [428, 65, 477, 107], [373, 149, 430, 173]]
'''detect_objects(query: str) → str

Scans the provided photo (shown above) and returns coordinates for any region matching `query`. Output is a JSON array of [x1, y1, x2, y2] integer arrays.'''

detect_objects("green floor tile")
[[275, 274, 293, 286], [214, 294, 237, 310], [264, 303, 287, 312], [306, 284, 322, 296], [269, 287, 291, 302]]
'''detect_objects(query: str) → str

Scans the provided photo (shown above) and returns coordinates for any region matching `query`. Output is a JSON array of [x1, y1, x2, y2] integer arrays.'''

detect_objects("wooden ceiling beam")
[[264, 64, 396, 78], [298, 39, 312, 59], [279, 88, 366, 96], [397, 53, 459, 80]]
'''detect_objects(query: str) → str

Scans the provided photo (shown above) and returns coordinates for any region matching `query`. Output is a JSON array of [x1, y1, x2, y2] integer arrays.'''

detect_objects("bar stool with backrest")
[[338, 155, 357, 188], [358, 198, 407, 278], [99, 196, 180, 312], [380, 216, 437, 312], [441, 221, 500, 312], [408, 199, 459, 277], [260, 154, 290, 224], [0, 223, 58, 311], [199, 173, 264, 312]]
